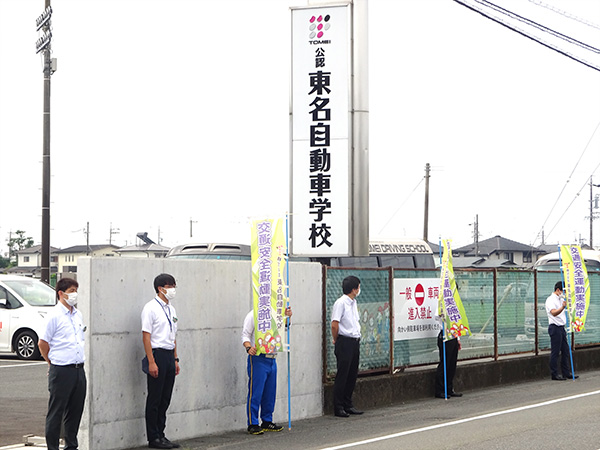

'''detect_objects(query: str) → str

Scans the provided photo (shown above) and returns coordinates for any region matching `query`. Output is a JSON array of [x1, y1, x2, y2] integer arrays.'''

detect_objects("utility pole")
[[109, 223, 120, 245], [190, 218, 198, 238], [590, 177, 600, 248], [473, 215, 479, 256], [423, 163, 430, 242], [36, 1, 55, 283], [85, 222, 90, 255]]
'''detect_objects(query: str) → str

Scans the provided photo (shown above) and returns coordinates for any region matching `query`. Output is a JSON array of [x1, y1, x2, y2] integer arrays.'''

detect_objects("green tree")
[[0, 255, 11, 269], [8, 230, 34, 259]]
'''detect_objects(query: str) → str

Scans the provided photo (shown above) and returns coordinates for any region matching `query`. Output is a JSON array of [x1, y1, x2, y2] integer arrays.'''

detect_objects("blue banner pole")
[[286, 214, 292, 428], [557, 245, 576, 380], [439, 238, 448, 400]]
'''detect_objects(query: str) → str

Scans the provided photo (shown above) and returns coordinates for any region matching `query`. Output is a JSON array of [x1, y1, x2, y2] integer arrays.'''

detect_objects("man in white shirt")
[[545, 281, 577, 381], [141, 273, 180, 449], [38, 277, 86, 450], [242, 306, 292, 435], [331, 275, 363, 418]]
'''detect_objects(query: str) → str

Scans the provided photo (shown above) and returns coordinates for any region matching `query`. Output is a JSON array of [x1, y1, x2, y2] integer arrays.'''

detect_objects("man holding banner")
[[245, 218, 291, 435], [436, 240, 470, 399], [242, 307, 292, 435], [545, 281, 576, 380]]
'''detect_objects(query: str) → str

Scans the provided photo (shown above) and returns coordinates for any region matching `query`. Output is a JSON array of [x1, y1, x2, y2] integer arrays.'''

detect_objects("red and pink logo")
[[309, 14, 331, 39]]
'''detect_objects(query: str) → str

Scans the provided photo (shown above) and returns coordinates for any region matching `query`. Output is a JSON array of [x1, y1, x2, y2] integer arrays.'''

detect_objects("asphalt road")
[[2, 355, 600, 450], [128, 370, 600, 450], [0, 355, 48, 447]]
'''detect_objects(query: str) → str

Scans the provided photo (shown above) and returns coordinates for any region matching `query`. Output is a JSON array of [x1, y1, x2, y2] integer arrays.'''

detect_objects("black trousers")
[[549, 324, 573, 378], [145, 348, 176, 442], [334, 335, 360, 411], [435, 333, 459, 396], [46, 365, 87, 450]]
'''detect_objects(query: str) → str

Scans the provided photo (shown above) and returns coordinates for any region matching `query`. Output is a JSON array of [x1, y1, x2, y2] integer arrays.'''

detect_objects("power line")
[[474, 0, 600, 54], [526, 0, 600, 32], [532, 120, 600, 245], [377, 177, 424, 236], [453, 0, 600, 72]]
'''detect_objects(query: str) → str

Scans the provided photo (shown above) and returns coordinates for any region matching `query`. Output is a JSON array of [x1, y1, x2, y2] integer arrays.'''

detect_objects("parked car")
[[0, 275, 56, 360]]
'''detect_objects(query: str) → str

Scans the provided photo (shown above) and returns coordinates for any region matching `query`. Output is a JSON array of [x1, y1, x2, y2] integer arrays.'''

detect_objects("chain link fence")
[[323, 267, 600, 380]]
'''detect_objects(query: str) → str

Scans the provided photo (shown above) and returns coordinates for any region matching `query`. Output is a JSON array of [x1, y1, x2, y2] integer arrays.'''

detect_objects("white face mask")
[[163, 288, 177, 301], [356, 288, 361, 297], [65, 292, 78, 306]]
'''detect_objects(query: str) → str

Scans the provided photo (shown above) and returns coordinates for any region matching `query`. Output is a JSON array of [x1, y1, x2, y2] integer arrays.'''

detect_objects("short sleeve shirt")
[[331, 294, 361, 338], [545, 293, 566, 326], [141, 297, 178, 350], [41, 302, 85, 365]]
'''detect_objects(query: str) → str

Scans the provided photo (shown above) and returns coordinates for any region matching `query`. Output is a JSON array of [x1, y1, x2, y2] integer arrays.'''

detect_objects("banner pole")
[[558, 245, 576, 380], [286, 214, 292, 428], [439, 238, 448, 400]]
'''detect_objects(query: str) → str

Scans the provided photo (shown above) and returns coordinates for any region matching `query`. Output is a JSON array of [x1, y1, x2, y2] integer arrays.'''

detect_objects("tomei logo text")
[[309, 14, 331, 44]]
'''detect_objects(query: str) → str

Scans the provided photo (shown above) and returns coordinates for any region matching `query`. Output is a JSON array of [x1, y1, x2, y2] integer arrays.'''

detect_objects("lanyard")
[[155, 298, 172, 332]]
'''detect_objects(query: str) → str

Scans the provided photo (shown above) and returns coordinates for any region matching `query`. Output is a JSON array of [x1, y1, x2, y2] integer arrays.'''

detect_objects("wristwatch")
[[175, 358, 180, 362], [245, 346, 250, 353]]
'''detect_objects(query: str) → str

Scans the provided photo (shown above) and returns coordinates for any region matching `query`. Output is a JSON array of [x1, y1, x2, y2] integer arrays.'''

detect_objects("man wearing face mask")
[[546, 281, 578, 381], [331, 275, 363, 418], [38, 277, 86, 450], [141, 273, 180, 449]]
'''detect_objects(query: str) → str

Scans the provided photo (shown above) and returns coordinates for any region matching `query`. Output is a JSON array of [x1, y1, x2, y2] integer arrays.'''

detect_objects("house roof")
[[476, 258, 518, 268], [452, 256, 486, 268], [16, 245, 59, 254], [116, 244, 170, 253], [454, 235, 542, 257], [55, 244, 119, 254]]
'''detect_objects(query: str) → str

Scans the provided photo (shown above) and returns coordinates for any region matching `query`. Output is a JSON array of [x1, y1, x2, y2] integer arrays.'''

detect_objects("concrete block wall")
[[77, 258, 323, 450]]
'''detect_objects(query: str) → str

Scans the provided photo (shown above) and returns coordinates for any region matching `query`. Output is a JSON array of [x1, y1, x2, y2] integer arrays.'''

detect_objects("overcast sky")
[[0, 0, 599, 253]]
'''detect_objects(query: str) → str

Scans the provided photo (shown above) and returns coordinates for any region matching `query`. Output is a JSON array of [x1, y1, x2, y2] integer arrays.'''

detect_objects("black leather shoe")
[[346, 407, 364, 415], [148, 438, 173, 449], [435, 393, 449, 399], [334, 409, 350, 417], [552, 376, 567, 381], [450, 391, 463, 397], [564, 374, 579, 380], [162, 437, 180, 448]]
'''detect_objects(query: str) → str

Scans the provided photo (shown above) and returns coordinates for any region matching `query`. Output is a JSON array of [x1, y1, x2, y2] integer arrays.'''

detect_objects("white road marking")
[[0, 361, 46, 369], [321, 389, 600, 450]]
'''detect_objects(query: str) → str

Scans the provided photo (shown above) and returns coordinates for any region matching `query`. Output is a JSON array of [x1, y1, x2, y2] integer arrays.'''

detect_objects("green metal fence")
[[323, 267, 600, 379]]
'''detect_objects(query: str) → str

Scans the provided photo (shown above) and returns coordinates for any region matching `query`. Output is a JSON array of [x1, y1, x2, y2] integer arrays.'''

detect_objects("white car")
[[0, 274, 56, 360]]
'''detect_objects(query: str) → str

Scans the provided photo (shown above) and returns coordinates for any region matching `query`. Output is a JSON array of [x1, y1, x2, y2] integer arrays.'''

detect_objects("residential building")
[[55, 245, 119, 275], [8, 245, 59, 277], [453, 235, 544, 267]]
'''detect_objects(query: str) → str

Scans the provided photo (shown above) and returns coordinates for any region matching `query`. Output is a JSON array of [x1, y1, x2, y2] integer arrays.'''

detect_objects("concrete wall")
[[77, 258, 323, 450]]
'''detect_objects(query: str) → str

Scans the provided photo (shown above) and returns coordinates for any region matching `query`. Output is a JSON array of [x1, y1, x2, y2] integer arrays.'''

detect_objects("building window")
[[24, 256, 30, 263], [503, 252, 514, 262], [523, 251, 532, 263]]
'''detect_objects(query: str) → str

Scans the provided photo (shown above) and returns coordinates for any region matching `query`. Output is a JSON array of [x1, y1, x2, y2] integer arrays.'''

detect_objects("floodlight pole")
[[39, 0, 53, 283]]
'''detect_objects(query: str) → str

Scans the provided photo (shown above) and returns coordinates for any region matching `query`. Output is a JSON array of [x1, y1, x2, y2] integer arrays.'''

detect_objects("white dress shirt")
[[41, 302, 85, 366], [331, 294, 361, 338], [141, 297, 178, 350], [546, 293, 566, 326], [241, 311, 255, 345]]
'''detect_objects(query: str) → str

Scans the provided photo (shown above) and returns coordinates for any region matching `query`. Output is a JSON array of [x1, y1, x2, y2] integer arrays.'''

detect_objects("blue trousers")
[[548, 324, 573, 378], [247, 354, 277, 426]]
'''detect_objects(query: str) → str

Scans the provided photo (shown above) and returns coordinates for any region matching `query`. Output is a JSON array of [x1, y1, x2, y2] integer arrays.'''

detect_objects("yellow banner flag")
[[560, 245, 590, 332], [251, 218, 287, 355], [438, 239, 471, 341]]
